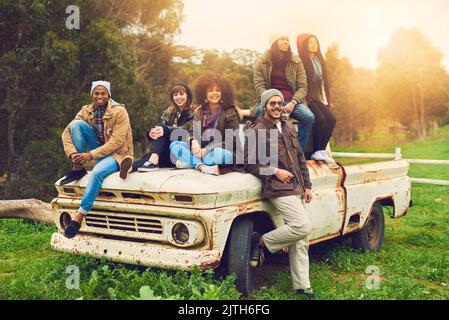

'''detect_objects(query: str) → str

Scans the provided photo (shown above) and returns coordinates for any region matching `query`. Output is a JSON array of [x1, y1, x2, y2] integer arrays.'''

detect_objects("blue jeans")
[[169, 141, 233, 168], [70, 120, 119, 215], [255, 103, 315, 150]]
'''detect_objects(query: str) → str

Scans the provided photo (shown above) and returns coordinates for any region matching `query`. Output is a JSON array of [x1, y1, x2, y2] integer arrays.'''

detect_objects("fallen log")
[[0, 199, 54, 225]]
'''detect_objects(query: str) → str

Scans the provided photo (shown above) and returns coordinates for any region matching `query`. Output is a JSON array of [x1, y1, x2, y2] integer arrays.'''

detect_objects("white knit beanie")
[[261, 89, 284, 109], [91, 81, 111, 97], [269, 32, 289, 47]]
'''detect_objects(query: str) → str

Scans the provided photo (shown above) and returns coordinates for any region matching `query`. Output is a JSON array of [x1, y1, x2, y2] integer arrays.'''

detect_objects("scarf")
[[93, 102, 107, 144], [202, 106, 222, 130]]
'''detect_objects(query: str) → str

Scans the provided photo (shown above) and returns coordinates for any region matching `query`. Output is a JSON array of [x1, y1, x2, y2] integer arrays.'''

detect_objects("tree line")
[[1, 0, 448, 201]]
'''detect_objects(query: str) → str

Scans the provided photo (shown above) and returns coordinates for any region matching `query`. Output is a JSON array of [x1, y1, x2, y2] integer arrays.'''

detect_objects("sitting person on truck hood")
[[60, 80, 134, 239], [244, 88, 315, 299], [297, 34, 337, 166], [169, 72, 243, 176], [133, 84, 196, 172], [251, 33, 315, 152]]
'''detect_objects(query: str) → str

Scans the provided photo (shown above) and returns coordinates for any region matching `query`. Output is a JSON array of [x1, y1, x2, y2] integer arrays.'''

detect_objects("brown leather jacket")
[[244, 116, 312, 199]]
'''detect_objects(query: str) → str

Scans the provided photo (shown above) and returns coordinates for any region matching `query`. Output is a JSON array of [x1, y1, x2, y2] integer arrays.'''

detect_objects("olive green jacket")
[[251, 50, 308, 115]]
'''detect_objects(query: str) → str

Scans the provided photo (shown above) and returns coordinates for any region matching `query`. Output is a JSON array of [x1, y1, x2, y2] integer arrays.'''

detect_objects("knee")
[[305, 108, 316, 124], [291, 221, 312, 239], [314, 111, 325, 127], [328, 112, 337, 126], [158, 124, 171, 137], [70, 120, 89, 132], [215, 148, 233, 164], [169, 140, 183, 152]]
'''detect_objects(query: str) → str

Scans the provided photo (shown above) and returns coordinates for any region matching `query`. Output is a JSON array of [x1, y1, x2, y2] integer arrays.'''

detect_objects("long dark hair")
[[270, 40, 292, 65], [170, 84, 193, 110], [194, 72, 234, 108], [296, 34, 331, 103]]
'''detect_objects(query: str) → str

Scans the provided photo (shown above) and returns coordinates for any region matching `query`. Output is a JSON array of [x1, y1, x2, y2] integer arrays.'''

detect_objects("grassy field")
[[1, 127, 448, 300]]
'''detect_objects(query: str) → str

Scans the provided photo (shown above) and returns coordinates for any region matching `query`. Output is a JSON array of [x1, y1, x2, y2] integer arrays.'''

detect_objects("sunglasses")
[[268, 101, 284, 107]]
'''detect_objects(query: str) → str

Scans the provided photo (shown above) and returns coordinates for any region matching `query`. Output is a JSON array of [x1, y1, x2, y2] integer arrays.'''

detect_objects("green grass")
[[1, 126, 449, 300]]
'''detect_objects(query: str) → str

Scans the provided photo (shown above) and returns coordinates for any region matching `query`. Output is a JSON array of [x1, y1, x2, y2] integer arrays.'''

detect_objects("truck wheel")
[[226, 218, 256, 297], [352, 202, 385, 251]]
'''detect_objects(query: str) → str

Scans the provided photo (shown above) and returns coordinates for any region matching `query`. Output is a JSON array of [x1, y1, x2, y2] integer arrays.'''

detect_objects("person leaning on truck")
[[244, 88, 315, 299], [59, 81, 134, 239]]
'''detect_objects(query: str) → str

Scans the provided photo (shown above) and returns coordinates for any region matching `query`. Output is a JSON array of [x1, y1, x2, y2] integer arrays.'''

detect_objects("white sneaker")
[[311, 151, 327, 161], [197, 164, 220, 176], [319, 150, 337, 164], [175, 160, 192, 169]]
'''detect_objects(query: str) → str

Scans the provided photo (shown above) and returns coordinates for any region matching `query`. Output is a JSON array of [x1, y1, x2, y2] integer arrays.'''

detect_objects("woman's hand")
[[149, 126, 164, 140], [328, 102, 335, 108]]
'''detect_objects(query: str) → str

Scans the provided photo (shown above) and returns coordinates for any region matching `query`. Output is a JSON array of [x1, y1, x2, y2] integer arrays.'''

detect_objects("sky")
[[174, 0, 449, 70]]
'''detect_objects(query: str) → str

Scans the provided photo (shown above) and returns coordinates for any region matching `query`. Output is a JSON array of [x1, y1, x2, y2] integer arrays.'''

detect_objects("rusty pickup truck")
[[50, 124, 411, 297]]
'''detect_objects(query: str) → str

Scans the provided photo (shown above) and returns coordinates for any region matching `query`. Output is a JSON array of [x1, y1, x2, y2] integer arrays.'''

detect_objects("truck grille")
[[85, 212, 163, 235]]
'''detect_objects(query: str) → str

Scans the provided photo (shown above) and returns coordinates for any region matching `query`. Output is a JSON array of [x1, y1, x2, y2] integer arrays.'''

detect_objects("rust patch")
[[309, 232, 340, 245], [236, 200, 261, 215], [199, 259, 221, 270]]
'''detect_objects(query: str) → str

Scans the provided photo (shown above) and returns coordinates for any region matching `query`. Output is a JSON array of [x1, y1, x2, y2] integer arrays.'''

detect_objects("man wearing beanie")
[[251, 33, 315, 152], [245, 89, 315, 298], [60, 81, 134, 238]]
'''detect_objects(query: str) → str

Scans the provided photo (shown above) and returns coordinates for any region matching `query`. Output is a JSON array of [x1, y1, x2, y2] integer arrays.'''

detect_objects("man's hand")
[[275, 168, 294, 183], [72, 153, 92, 165], [304, 188, 313, 203], [283, 101, 296, 114], [149, 126, 164, 140]]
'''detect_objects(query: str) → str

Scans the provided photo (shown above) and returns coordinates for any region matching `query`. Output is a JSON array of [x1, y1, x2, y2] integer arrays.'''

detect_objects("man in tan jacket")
[[60, 81, 133, 238]]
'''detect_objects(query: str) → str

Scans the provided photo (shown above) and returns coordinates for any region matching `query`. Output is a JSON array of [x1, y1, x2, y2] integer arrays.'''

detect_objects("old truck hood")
[[55, 168, 262, 209]]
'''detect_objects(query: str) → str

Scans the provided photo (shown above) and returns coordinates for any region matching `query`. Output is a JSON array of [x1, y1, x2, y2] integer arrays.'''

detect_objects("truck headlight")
[[172, 223, 189, 244], [164, 220, 205, 247]]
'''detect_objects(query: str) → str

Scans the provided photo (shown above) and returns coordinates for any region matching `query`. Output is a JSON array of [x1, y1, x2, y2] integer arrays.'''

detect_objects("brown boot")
[[120, 156, 133, 179]]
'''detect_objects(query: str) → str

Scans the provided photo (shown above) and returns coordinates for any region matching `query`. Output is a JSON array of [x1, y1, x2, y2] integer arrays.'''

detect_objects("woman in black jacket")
[[133, 84, 195, 171]]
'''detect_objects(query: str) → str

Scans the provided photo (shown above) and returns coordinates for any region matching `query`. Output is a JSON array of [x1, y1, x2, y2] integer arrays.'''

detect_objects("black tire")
[[226, 218, 256, 297], [352, 202, 385, 251]]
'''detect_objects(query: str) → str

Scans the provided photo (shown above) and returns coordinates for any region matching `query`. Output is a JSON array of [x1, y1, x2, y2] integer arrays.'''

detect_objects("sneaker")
[[311, 151, 328, 161], [318, 150, 333, 163], [249, 232, 265, 268], [137, 161, 159, 172], [296, 288, 315, 299], [63, 220, 81, 238], [175, 160, 192, 169], [120, 156, 133, 179], [197, 164, 220, 176], [60, 168, 87, 185], [319, 151, 340, 168]]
